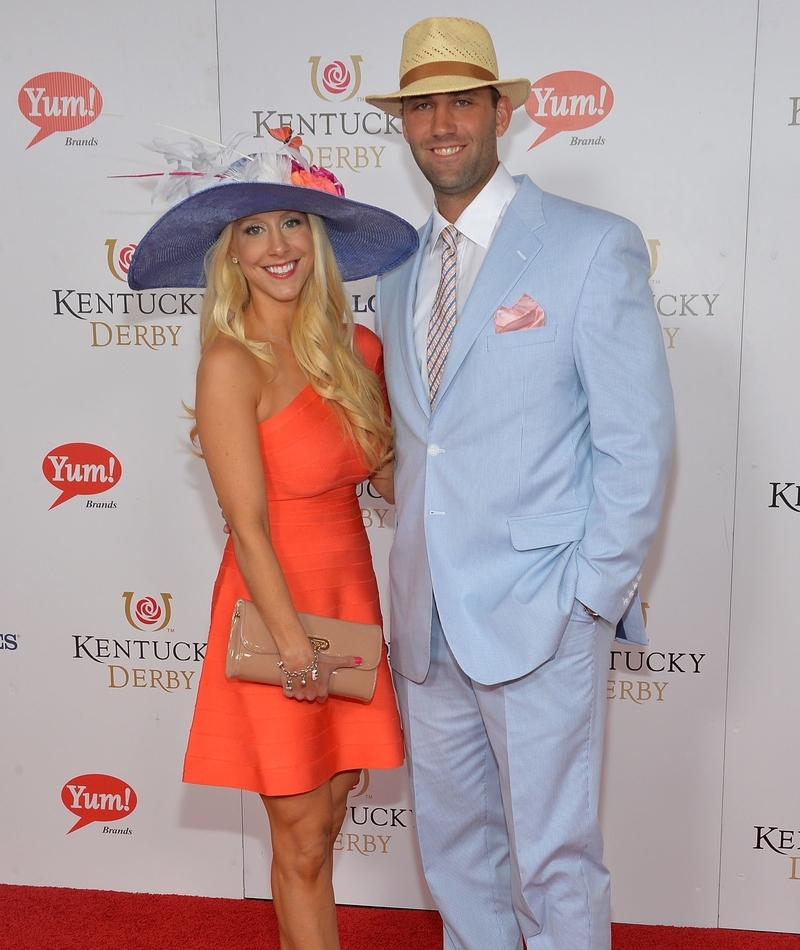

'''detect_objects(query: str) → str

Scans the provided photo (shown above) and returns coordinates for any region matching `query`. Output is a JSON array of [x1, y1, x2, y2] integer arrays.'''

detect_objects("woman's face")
[[228, 209, 315, 308]]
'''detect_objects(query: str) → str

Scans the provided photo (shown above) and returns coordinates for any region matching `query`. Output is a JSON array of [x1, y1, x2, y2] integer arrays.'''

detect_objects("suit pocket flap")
[[486, 325, 557, 350], [508, 507, 587, 551]]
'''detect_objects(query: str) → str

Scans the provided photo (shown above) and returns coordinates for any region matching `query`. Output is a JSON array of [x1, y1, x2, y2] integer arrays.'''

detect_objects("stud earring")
[[231, 257, 239, 264]]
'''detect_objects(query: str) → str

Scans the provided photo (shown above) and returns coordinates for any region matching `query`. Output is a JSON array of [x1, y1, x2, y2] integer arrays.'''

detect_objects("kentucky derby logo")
[[309, 56, 363, 101], [647, 239, 660, 280], [122, 592, 173, 631], [105, 239, 137, 282], [754, 824, 800, 882], [350, 770, 371, 798], [525, 71, 613, 148]]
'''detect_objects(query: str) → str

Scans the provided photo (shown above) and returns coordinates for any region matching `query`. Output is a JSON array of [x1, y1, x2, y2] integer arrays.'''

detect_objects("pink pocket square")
[[494, 294, 546, 333]]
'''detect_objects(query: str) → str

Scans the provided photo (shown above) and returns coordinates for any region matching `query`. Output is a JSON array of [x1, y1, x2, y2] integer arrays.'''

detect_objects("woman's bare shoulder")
[[198, 334, 260, 388]]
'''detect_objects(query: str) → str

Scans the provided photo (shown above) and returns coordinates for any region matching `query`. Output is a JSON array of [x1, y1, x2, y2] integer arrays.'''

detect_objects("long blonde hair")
[[195, 214, 393, 472]]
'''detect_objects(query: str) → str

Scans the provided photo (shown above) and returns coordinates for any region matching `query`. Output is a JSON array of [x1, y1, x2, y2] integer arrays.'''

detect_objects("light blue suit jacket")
[[376, 175, 674, 686]]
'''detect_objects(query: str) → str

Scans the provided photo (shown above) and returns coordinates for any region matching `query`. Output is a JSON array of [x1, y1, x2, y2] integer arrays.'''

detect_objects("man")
[[365, 16, 674, 950]]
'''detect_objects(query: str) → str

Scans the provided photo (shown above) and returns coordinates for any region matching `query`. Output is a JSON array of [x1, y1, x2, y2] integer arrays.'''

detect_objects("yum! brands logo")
[[62, 774, 137, 834], [309, 56, 363, 101], [42, 443, 121, 509], [18, 72, 103, 149], [526, 71, 613, 148], [122, 592, 173, 632]]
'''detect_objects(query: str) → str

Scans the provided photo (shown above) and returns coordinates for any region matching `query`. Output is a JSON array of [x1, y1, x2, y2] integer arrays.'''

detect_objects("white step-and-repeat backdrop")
[[2, 0, 798, 933]]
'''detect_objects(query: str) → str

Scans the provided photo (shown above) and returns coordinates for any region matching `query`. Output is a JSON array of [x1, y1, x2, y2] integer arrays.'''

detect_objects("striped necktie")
[[426, 225, 459, 408]]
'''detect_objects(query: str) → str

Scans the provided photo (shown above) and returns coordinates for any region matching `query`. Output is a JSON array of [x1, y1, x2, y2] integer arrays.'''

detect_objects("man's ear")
[[495, 96, 513, 137]]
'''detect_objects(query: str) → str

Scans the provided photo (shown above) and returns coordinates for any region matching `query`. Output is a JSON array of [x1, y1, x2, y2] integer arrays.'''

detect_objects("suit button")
[[427, 444, 442, 456]]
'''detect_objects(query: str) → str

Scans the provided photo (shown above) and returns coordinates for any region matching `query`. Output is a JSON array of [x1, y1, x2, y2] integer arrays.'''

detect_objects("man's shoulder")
[[511, 174, 641, 235]]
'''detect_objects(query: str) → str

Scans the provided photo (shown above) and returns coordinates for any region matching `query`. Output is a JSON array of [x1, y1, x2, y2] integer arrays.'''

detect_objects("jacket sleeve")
[[572, 217, 674, 630]]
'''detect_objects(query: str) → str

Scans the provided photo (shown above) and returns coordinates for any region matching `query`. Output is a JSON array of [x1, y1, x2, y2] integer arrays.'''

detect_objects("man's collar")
[[429, 164, 517, 253]]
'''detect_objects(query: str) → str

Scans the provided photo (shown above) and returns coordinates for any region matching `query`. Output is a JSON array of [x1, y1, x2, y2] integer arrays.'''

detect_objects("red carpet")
[[1, 884, 798, 949]]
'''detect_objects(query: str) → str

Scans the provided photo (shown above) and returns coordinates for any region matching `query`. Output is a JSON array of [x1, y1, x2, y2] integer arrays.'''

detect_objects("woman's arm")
[[353, 325, 395, 505]]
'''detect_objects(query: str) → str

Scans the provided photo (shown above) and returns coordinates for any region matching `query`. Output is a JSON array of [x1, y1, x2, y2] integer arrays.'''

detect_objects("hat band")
[[400, 61, 498, 90]]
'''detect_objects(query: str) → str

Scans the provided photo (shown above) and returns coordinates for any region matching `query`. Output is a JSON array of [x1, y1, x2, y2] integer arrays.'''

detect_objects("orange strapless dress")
[[183, 327, 404, 796]]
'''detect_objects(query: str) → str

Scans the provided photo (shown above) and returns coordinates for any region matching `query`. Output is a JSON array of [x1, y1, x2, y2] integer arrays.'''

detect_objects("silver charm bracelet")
[[277, 652, 319, 691]]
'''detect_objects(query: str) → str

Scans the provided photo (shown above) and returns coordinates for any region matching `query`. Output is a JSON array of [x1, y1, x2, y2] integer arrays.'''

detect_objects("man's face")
[[401, 88, 512, 209]]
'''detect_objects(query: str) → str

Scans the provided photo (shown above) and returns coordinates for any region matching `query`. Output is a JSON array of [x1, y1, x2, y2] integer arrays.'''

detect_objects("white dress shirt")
[[412, 163, 519, 390]]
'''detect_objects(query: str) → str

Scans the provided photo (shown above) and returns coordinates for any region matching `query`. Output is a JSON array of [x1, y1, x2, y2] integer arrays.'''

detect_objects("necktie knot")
[[427, 226, 459, 409], [441, 224, 458, 255]]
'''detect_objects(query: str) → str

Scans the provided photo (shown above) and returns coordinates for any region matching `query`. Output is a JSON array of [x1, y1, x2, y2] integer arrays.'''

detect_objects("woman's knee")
[[264, 797, 335, 878], [277, 825, 332, 880]]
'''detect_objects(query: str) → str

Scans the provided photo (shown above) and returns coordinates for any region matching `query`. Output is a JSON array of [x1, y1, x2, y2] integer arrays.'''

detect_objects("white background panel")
[[2, 0, 799, 932], [719, 0, 800, 933]]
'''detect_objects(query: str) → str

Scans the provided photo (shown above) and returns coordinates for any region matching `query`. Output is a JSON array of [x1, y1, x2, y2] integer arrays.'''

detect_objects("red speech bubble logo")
[[42, 442, 121, 509], [18, 71, 103, 149], [61, 774, 137, 834], [525, 71, 613, 148]]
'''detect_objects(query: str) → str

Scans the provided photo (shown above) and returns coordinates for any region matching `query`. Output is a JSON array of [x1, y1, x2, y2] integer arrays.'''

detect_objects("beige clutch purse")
[[226, 599, 383, 702]]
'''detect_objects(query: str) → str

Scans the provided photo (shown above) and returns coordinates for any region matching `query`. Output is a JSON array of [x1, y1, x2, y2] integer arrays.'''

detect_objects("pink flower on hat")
[[290, 162, 345, 196]]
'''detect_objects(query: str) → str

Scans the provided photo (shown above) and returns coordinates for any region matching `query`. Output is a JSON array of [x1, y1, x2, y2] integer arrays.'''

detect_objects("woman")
[[128, 144, 418, 949]]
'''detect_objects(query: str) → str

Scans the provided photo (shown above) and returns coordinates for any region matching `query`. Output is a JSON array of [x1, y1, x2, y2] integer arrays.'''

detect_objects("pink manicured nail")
[[354, 656, 363, 665]]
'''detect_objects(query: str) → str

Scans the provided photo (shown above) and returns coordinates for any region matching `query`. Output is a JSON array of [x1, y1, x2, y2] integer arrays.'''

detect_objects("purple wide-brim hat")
[[127, 179, 418, 289]]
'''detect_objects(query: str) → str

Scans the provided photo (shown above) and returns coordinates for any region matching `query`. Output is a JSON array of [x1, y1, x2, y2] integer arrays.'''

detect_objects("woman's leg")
[[328, 769, 360, 852], [262, 770, 360, 950]]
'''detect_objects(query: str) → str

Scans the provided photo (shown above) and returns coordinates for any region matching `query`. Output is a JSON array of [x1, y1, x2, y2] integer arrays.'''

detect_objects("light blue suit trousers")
[[395, 601, 613, 949]]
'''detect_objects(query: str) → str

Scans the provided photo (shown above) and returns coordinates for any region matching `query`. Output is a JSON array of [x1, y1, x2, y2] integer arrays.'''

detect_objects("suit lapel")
[[434, 177, 546, 408], [397, 218, 433, 416]]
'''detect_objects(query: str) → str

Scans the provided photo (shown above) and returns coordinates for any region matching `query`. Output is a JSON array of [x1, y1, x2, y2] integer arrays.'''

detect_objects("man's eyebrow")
[[404, 91, 474, 103]]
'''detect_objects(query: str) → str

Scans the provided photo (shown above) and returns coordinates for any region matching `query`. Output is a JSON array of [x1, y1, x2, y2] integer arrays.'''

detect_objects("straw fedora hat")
[[365, 17, 531, 118]]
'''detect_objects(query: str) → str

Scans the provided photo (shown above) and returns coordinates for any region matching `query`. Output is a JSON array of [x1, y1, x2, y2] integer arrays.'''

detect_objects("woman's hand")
[[279, 650, 363, 703], [219, 501, 231, 535], [368, 459, 395, 505]]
